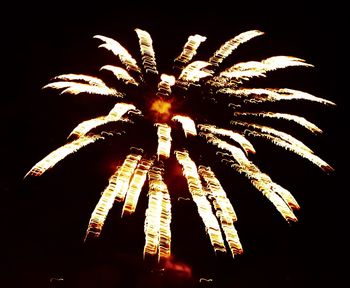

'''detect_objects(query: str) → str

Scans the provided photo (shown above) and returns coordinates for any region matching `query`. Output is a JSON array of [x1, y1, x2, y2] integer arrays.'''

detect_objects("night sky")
[[2, 2, 345, 288]]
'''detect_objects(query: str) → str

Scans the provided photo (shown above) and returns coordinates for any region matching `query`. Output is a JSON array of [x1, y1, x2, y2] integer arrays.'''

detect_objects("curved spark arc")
[[94, 35, 142, 77], [200, 132, 299, 221], [233, 111, 323, 134], [175, 34, 207, 69], [198, 166, 243, 256], [220, 56, 313, 81], [217, 87, 335, 105], [26, 28, 334, 262], [25, 135, 103, 177], [100, 65, 139, 86], [175, 150, 227, 253], [198, 124, 255, 154], [172, 115, 197, 137], [43, 80, 122, 96], [179, 61, 213, 83], [69, 103, 136, 138], [208, 30, 264, 66]]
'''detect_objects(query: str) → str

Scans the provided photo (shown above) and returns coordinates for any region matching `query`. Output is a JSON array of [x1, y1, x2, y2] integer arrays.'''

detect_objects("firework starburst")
[[25, 29, 334, 262]]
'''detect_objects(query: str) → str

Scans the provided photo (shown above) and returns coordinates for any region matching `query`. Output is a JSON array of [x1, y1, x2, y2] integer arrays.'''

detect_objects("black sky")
[[2, 1, 346, 288]]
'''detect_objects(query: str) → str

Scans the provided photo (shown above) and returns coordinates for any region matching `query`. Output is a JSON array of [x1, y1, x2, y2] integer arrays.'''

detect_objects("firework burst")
[[25, 29, 334, 262]]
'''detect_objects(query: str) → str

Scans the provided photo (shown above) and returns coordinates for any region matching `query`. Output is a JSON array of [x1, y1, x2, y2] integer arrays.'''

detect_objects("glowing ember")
[[150, 99, 172, 119], [26, 29, 334, 263]]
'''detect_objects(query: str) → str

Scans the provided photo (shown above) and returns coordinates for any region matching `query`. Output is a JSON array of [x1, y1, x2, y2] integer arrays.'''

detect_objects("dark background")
[[2, 1, 345, 287]]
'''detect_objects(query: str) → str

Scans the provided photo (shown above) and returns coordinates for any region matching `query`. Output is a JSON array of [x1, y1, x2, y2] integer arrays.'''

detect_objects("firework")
[[26, 28, 334, 260]]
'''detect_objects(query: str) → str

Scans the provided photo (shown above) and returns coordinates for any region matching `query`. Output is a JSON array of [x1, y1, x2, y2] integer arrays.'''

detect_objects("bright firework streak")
[[218, 87, 335, 105], [100, 65, 139, 85], [43, 75, 122, 96], [198, 124, 255, 154], [198, 166, 243, 256], [175, 150, 227, 253], [208, 30, 264, 66], [157, 74, 176, 98], [85, 153, 142, 239], [175, 34, 207, 68], [144, 164, 172, 261], [69, 103, 136, 138], [135, 28, 158, 75], [113, 154, 142, 202], [122, 157, 154, 216], [26, 29, 334, 262], [172, 115, 197, 137], [220, 56, 313, 80], [233, 111, 323, 134], [156, 123, 172, 159], [85, 165, 122, 239], [25, 135, 103, 177]]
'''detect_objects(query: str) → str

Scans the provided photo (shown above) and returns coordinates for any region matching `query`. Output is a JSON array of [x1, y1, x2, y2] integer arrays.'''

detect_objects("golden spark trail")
[[113, 153, 142, 202], [218, 88, 335, 105], [43, 81, 122, 96], [157, 74, 176, 98], [245, 130, 333, 172], [198, 124, 255, 154], [156, 124, 172, 159], [122, 158, 154, 216], [94, 35, 142, 75], [144, 165, 171, 261], [198, 166, 243, 256], [231, 121, 313, 152], [84, 166, 122, 239], [69, 103, 136, 138], [201, 133, 299, 221], [25, 135, 102, 177], [278, 88, 336, 106], [52, 74, 107, 86], [100, 65, 139, 85], [135, 28, 158, 75], [175, 150, 227, 253], [233, 111, 323, 134], [158, 188, 171, 261], [172, 115, 197, 137], [209, 30, 264, 66], [220, 56, 313, 80], [175, 34, 207, 68], [198, 166, 237, 221], [179, 61, 212, 83], [203, 132, 300, 211]]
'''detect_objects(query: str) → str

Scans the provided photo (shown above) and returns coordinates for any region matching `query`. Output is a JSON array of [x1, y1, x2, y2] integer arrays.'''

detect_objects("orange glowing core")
[[150, 99, 172, 122]]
